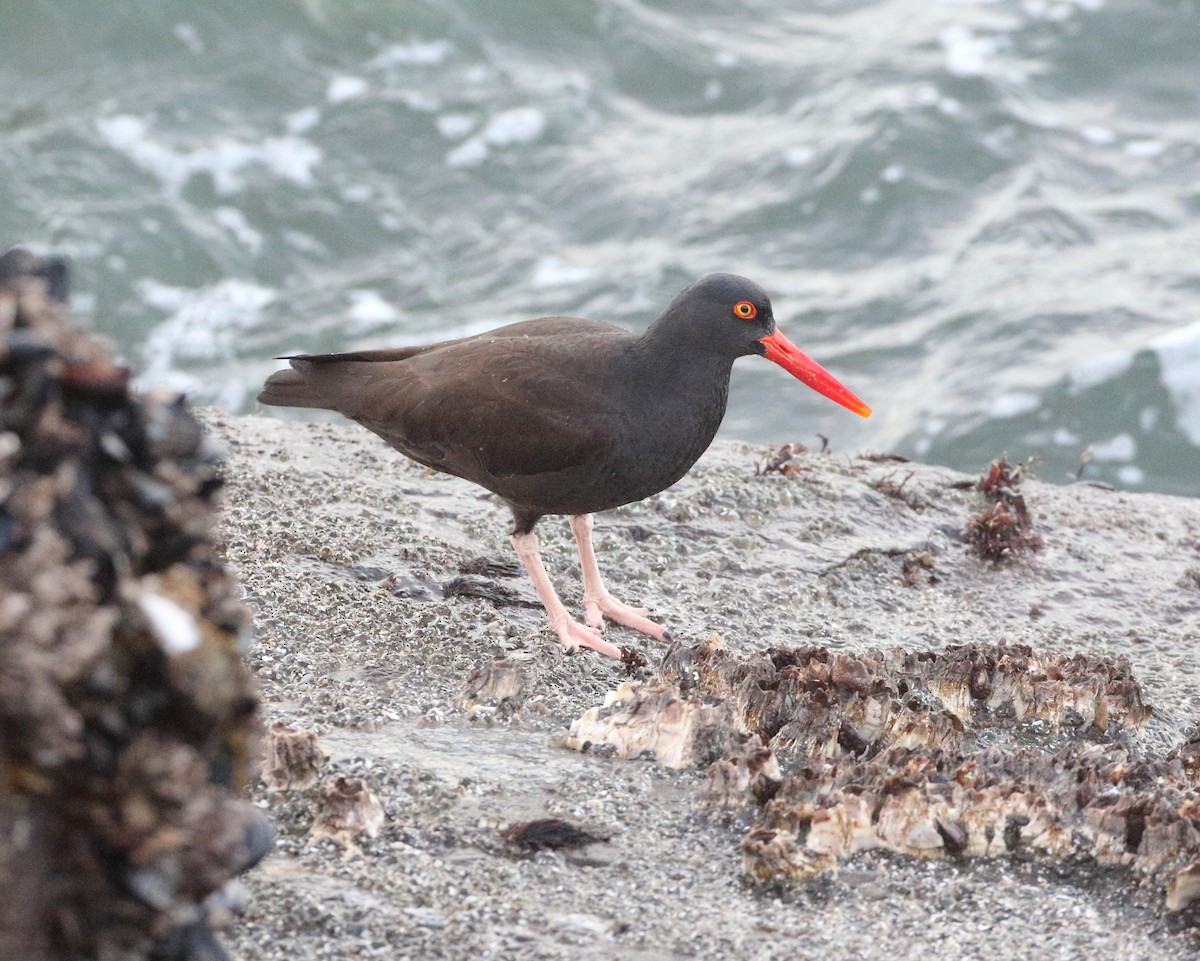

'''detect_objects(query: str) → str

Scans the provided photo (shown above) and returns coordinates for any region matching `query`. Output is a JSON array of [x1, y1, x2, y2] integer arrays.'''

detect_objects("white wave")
[[1080, 125, 1116, 145], [173, 23, 204, 55], [1150, 320, 1200, 445], [286, 106, 321, 134], [784, 146, 815, 167], [138, 279, 275, 390], [531, 257, 596, 289], [1090, 434, 1136, 462], [445, 138, 488, 169], [444, 109, 545, 168], [939, 26, 1004, 78], [1117, 465, 1145, 486], [348, 290, 399, 328], [436, 113, 478, 139], [1069, 350, 1134, 393], [988, 391, 1040, 418], [213, 206, 263, 254], [327, 75, 368, 104], [482, 107, 546, 147], [96, 114, 321, 195], [365, 40, 453, 70], [1125, 140, 1166, 158]]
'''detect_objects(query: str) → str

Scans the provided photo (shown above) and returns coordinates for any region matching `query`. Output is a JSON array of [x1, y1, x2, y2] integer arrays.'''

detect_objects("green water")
[[2, 0, 1198, 494]]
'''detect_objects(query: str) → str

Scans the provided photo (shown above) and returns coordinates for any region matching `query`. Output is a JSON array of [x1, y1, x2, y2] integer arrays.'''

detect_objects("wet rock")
[[195, 389, 1200, 958]]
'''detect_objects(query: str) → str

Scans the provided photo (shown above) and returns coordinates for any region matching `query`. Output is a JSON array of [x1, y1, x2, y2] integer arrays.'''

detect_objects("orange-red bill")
[[758, 329, 872, 418]]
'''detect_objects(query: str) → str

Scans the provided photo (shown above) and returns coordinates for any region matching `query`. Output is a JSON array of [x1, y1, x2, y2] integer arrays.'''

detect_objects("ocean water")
[[1, 0, 1198, 495]]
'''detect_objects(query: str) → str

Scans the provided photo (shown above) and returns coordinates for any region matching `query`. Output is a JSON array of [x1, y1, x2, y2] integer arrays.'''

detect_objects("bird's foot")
[[549, 613, 624, 659], [583, 591, 671, 642]]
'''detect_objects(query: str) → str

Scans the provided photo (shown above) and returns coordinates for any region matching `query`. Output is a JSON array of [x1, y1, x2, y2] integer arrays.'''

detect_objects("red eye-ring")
[[733, 301, 757, 320]]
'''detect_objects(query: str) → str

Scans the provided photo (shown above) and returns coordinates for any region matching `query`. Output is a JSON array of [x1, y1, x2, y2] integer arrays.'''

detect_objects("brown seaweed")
[[501, 818, 608, 851]]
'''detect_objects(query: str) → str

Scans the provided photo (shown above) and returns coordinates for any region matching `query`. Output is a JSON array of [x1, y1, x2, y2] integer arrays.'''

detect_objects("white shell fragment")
[[137, 590, 202, 655]]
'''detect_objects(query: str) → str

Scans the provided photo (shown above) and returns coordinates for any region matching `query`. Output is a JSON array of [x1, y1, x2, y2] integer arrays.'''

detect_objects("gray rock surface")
[[206, 411, 1200, 960]]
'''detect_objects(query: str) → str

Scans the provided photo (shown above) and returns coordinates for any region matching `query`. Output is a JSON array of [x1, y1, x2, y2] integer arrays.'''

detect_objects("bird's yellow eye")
[[733, 301, 757, 320]]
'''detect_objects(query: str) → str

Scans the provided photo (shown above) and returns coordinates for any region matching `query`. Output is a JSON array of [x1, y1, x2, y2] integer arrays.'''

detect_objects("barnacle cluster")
[[965, 457, 1045, 561], [568, 635, 1200, 915]]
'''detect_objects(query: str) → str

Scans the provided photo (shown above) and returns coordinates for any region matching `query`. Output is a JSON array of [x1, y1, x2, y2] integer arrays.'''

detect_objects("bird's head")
[[663, 273, 872, 418]]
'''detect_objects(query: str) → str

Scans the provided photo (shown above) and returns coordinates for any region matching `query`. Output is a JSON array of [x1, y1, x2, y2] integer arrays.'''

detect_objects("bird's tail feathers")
[[256, 367, 329, 409]]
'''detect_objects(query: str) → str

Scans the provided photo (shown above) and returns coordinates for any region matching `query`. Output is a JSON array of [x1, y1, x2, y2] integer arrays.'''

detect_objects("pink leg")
[[511, 532, 623, 659], [569, 514, 671, 642]]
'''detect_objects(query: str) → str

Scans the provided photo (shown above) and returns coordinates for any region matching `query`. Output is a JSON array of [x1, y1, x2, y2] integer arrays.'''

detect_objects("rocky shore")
[[209, 409, 1200, 961]]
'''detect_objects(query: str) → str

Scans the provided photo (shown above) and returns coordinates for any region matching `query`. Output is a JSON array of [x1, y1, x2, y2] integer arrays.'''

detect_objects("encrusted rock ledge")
[[206, 369, 1199, 959], [565, 637, 1199, 911]]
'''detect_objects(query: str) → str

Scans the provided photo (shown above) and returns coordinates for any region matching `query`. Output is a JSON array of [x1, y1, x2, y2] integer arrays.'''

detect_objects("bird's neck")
[[626, 325, 735, 426], [635, 315, 737, 387], [601, 333, 729, 493]]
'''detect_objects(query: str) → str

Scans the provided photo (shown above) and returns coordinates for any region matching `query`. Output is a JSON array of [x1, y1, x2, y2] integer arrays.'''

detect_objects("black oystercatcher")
[[258, 274, 870, 658]]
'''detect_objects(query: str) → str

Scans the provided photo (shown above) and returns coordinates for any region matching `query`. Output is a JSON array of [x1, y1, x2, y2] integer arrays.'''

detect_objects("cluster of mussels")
[[0, 250, 269, 961], [566, 636, 1200, 916]]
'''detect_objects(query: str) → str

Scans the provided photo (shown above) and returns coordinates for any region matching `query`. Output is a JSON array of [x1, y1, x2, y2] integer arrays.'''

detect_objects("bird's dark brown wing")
[[288, 318, 629, 485]]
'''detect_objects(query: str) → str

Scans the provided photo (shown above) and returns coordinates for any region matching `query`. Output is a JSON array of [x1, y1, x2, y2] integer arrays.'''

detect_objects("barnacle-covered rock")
[[563, 679, 739, 769], [1168, 862, 1200, 912], [263, 720, 325, 790], [0, 249, 265, 961], [700, 743, 782, 809], [310, 775, 385, 849], [660, 635, 1149, 757], [964, 457, 1044, 561], [458, 659, 526, 718], [741, 825, 832, 881], [754, 741, 1200, 907], [576, 635, 1199, 915]]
